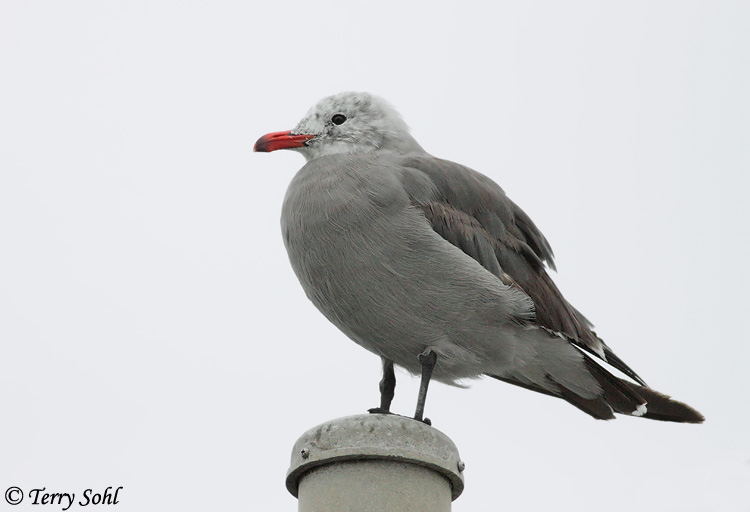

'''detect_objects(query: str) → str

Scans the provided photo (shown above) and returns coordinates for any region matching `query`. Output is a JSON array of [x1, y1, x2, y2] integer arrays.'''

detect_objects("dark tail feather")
[[487, 356, 704, 423], [582, 353, 704, 423], [620, 380, 705, 423]]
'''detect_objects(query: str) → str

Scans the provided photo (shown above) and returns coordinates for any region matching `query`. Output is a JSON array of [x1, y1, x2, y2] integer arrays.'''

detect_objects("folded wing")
[[398, 155, 647, 386]]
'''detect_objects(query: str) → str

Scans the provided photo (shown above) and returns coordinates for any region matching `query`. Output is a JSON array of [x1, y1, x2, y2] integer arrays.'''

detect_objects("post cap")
[[286, 413, 465, 501]]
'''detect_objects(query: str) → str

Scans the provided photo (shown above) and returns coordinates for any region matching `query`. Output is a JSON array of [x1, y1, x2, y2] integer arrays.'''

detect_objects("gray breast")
[[280, 154, 533, 382]]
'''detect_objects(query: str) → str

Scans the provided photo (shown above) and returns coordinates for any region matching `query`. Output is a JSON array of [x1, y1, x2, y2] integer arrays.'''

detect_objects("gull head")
[[254, 92, 422, 161]]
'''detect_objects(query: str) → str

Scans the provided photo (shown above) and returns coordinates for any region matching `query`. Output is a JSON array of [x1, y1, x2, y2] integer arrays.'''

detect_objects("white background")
[[1, 1, 748, 511]]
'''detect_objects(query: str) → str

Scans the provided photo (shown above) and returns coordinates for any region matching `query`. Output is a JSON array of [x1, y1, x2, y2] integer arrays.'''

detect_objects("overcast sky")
[[1, 1, 748, 511]]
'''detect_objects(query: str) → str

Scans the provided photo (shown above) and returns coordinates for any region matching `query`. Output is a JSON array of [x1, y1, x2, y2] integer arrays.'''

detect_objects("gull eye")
[[331, 113, 347, 125]]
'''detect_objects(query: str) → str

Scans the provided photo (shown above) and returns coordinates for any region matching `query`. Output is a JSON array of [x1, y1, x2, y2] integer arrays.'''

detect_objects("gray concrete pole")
[[286, 414, 465, 512]]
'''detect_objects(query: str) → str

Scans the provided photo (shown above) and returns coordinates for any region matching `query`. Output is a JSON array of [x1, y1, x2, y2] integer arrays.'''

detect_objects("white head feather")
[[291, 92, 423, 161]]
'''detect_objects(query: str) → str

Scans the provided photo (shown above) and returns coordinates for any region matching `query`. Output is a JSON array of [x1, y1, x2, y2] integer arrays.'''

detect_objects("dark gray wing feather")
[[398, 155, 647, 386]]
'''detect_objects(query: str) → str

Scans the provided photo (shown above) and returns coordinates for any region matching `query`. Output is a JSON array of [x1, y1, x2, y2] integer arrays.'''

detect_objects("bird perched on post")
[[254, 92, 703, 425]]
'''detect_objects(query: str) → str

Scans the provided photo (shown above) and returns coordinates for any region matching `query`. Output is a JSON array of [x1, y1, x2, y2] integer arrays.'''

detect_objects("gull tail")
[[618, 380, 704, 423], [488, 351, 704, 423], [575, 353, 704, 423]]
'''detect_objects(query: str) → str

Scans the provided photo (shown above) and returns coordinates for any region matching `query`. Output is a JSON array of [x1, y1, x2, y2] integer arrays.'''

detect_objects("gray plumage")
[[257, 91, 703, 423]]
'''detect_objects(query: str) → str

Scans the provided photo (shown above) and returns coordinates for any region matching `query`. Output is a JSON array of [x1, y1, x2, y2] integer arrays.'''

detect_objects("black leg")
[[368, 359, 396, 414], [414, 349, 437, 425], [379, 359, 396, 411]]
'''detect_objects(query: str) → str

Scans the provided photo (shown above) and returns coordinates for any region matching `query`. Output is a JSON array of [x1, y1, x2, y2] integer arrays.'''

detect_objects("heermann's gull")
[[254, 92, 703, 424]]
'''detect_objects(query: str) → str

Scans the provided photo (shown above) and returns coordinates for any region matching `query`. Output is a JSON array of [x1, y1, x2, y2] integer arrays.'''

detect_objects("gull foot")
[[367, 407, 392, 414]]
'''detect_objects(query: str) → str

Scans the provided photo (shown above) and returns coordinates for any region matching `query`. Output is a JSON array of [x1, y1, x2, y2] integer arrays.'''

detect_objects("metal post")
[[286, 414, 465, 512]]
